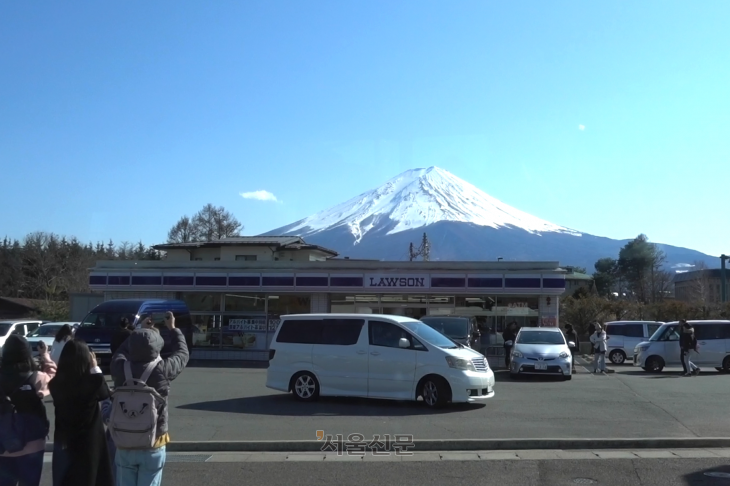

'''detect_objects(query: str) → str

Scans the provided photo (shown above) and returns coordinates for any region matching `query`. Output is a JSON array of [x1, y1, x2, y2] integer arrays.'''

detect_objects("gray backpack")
[[109, 357, 164, 450]]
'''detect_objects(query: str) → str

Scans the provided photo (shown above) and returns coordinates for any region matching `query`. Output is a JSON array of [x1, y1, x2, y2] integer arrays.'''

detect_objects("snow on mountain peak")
[[286, 166, 581, 242]]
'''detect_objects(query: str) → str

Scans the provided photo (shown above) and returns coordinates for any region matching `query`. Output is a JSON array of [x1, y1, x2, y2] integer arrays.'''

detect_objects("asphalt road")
[[42, 359, 730, 442], [37, 457, 730, 486]]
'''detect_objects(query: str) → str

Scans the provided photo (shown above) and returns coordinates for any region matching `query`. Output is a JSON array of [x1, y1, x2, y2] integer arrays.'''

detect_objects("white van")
[[266, 313, 496, 408], [605, 321, 663, 365], [633, 320, 730, 373]]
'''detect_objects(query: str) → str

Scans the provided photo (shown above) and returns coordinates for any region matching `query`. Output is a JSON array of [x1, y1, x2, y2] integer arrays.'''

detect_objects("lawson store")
[[86, 237, 566, 362]]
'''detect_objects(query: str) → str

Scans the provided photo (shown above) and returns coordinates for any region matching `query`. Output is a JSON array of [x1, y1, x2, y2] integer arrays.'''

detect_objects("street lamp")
[[722, 254, 729, 303]]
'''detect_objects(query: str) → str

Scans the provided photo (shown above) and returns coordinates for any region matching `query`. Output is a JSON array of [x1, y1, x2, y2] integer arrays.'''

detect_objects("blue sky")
[[1, 1, 728, 258]]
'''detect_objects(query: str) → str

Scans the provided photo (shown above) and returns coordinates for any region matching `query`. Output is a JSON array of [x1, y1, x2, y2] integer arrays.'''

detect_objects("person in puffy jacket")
[[0, 335, 53, 486], [590, 323, 609, 374], [110, 311, 189, 486]]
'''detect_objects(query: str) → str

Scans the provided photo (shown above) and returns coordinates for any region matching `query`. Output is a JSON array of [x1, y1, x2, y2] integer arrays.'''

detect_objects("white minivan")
[[266, 313, 496, 408], [605, 321, 663, 365], [633, 320, 730, 373]]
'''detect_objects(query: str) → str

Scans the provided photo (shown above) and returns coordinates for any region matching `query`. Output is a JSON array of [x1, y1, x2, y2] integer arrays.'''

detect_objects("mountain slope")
[[263, 167, 717, 270]]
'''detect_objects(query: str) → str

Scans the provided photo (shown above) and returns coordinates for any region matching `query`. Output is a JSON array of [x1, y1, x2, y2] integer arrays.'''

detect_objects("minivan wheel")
[[720, 356, 730, 374], [291, 372, 319, 402], [609, 350, 626, 365], [643, 356, 664, 373], [421, 376, 449, 409]]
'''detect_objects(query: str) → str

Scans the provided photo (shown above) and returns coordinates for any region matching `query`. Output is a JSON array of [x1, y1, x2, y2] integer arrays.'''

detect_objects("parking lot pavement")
[[37, 457, 730, 486], [42, 363, 730, 442]]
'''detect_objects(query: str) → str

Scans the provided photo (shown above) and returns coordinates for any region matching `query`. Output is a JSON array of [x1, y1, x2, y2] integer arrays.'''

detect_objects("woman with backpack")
[[49, 340, 113, 486], [0, 335, 53, 486], [49, 324, 74, 365]]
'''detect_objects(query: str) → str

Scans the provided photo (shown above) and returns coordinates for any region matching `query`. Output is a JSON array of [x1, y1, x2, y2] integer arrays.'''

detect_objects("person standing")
[[564, 324, 579, 373], [49, 340, 113, 486], [111, 311, 189, 486], [679, 320, 700, 376], [502, 322, 518, 370], [590, 323, 608, 374], [110, 317, 134, 356], [49, 324, 74, 365], [0, 335, 53, 486], [36, 340, 58, 375]]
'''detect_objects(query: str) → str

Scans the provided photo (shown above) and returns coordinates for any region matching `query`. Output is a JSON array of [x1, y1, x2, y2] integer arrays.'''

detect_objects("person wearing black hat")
[[0, 335, 53, 486]]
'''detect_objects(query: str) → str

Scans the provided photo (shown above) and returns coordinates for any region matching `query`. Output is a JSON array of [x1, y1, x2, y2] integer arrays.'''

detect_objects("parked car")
[[0, 320, 43, 355], [266, 313, 495, 408], [509, 327, 574, 381], [634, 320, 730, 373], [75, 299, 193, 366], [605, 321, 663, 365], [25, 322, 78, 356], [419, 315, 481, 349]]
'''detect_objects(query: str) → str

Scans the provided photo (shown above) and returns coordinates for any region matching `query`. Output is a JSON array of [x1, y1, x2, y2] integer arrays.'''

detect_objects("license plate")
[[91, 349, 111, 354], [535, 363, 548, 370]]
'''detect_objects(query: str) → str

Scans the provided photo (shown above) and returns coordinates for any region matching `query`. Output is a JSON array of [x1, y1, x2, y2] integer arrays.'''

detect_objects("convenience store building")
[[87, 237, 567, 362]]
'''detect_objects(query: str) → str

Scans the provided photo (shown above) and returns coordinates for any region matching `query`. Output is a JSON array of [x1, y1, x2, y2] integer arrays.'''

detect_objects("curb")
[[44, 438, 730, 453]]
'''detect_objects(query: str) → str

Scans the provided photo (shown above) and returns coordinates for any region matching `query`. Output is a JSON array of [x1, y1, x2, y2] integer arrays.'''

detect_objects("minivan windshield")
[[402, 321, 459, 348], [81, 311, 137, 328], [0, 323, 11, 336], [419, 317, 469, 339], [649, 324, 680, 342], [28, 325, 62, 337], [516, 331, 566, 345]]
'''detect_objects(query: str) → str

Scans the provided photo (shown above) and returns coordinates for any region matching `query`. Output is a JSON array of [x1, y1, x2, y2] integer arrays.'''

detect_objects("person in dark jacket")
[[110, 317, 134, 356], [502, 322, 518, 369], [49, 339, 113, 486], [0, 335, 52, 486], [111, 311, 189, 486], [564, 324, 579, 373], [679, 319, 700, 376]]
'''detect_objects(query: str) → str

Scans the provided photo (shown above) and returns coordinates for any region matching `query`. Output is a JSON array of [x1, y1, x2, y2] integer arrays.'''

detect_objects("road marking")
[[106, 448, 730, 463]]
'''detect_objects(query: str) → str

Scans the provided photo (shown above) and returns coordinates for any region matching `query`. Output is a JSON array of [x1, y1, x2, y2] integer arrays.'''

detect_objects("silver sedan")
[[509, 327, 574, 381]]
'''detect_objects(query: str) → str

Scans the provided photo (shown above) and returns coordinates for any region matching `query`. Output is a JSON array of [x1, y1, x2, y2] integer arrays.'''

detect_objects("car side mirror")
[[504, 340, 513, 346], [398, 338, 410, 349], [568, 341, 576, 348]]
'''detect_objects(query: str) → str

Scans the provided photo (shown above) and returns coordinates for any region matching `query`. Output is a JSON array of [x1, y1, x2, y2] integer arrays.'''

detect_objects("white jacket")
[[590, 331, 608, 353], [49, 337, 69, 364]]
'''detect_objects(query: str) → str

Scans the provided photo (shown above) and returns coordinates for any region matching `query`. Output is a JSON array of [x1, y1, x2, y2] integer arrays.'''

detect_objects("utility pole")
[[409, 233, 430, 261], [722, 254, 729, 303]]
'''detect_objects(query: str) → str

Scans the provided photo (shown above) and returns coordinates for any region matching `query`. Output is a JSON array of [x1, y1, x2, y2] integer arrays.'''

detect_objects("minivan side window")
[[606, 324, 622, 336], [276, 319, 324, 344], [320, 319, 365, 346], [369, 321, 425, 350], [647, 324, 660, 337], [623, 324, 644, 338], [694, 324, 730, 341]]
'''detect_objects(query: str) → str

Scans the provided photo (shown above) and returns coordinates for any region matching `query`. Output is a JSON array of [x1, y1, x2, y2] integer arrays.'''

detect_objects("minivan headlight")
[[445, 356, 477, 372], [512, 350, 524, 358], [636, 344, 650, 353], [559, 351, 569, 359]]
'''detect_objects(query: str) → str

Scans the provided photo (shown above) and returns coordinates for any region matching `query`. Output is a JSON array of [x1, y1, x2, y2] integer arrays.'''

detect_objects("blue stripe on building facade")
[[89, 276, 107, 285], [107, 276, 130, 285], [195, 276, 227, 286], [296, 277, 329, 287], [131, 276, 162, 286], [542, 278, 566, 289], [467, 278, 503, 288], [330, 277, 364, 287], [229, 276, 261, 286], [262, 276, 294, 286], [430, 277, 466, 288], [505, 278, 541, 288], [163, 276, 194, 286]]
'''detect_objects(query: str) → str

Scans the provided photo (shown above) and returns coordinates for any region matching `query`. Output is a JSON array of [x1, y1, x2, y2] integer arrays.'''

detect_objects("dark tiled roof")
[[153, 236, 338, 256], [0, 297, 46, 310]]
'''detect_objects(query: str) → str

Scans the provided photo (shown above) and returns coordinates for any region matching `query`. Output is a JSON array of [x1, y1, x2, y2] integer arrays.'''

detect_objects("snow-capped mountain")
[[264, 167, 717, 270], [282, 166, 581, 242]]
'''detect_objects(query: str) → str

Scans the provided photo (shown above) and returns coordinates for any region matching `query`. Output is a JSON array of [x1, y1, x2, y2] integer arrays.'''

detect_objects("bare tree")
[[687, 261, 712, 305], [191, 204, 243, 241], [167, 216, 199, 243]]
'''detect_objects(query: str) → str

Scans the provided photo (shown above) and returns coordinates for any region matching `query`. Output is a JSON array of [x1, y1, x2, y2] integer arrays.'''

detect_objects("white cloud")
[[240, 190, 279, 202], [578, 124, 585, 131]]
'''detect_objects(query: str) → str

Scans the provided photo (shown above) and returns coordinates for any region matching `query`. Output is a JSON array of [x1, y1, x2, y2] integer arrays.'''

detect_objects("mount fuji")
[[263, 167, 716, 270]]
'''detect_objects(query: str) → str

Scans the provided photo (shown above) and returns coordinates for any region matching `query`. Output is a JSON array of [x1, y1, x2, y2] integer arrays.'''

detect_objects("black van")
[[74, 299, 193, 366]]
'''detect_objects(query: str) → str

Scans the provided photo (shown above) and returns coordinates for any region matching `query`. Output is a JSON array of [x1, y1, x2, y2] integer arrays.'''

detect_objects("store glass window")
[[330, 294, 379, 313], [224, 293, 266, 312], [190, 315, 218, 348], [179, 293, 221, 312]]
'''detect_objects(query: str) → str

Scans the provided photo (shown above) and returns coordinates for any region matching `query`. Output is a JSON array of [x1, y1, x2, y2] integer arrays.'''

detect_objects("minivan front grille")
[[472, 357, 488, 372]]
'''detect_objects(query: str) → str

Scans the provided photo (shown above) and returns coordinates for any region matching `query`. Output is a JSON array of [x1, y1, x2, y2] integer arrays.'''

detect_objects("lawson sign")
[[364, 274, 430, 288]]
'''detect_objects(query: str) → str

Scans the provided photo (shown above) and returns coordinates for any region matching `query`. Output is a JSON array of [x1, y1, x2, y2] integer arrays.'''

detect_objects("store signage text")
[[365, 275, 430, 288], [228, 318, 278, 331]]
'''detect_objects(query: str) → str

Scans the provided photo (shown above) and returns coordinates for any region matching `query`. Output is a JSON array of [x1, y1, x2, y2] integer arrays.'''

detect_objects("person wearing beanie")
[[0, 335, 53, 486], [110, 311, 189, 486]]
